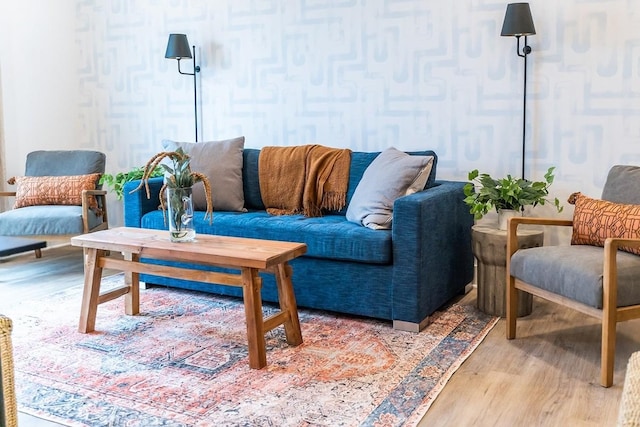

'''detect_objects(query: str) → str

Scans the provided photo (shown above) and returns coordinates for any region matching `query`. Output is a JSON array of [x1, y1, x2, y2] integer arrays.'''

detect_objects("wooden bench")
[[71, 227, 307, 369]]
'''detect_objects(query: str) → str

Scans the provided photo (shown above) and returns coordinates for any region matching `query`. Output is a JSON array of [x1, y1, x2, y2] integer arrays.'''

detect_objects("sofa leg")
[[393, 316, 431, 333], [461, 283, 473, 295]]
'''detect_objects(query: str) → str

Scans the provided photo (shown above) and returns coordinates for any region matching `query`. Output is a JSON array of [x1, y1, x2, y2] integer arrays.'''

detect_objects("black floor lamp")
[[501, 3, 536, 180], [165, 34, 201, 142]]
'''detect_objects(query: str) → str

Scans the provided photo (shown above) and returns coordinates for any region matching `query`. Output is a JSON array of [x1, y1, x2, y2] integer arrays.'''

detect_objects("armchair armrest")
[[123, 177, 164, 228], [605, 237, 640, 250], [81, 189, 109, 233], [506, 217, 573, 258], [603, 237, 640, 322], [391, 180, 474, 323]]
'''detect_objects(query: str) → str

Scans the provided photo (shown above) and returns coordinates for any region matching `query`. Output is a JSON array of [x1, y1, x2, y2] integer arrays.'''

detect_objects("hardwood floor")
[[1, 244, 635, 426]]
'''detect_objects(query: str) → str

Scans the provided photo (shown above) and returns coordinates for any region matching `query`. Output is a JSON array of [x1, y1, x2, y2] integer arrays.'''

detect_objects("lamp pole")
[[192, 46, 199, 142], [176, 48, 201, 142], [516, 35, 532, 180]]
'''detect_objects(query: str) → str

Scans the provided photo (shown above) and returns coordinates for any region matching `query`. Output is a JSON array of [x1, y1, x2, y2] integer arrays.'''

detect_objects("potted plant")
[[99, 166, 164, 200], [463, 166, 563, 229], [131, 148, 213, 242]]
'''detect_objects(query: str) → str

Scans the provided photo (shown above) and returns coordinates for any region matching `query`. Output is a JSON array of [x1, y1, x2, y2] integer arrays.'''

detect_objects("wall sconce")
[[165, 33, 201, 142], [501, 3, 536, 179]]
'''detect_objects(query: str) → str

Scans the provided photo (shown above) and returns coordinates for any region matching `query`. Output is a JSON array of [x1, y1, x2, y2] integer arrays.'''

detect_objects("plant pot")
[[166, 186, 195, 242], [497, 209, 519, 230]]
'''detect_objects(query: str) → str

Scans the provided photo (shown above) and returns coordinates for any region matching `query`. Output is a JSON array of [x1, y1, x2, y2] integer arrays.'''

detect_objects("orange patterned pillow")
[[570, 192, 640, 255], [9, 174, 101, 210]]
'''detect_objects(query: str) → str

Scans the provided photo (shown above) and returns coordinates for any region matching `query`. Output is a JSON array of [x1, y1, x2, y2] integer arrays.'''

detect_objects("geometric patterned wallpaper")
[[3, 0, 640, 227]]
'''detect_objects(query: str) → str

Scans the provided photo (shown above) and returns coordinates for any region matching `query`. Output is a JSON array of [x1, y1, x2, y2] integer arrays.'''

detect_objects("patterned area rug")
[[8, 275, 497, 427]]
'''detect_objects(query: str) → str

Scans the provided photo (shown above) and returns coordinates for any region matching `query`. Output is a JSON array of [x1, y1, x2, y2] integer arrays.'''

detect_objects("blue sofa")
[[123, 148, 474, 331]]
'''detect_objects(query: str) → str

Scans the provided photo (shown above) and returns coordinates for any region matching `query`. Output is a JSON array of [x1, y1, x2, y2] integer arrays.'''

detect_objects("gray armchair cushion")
[[25, 150, 106, 177], [601, 165, 640, 204], [0, 205, 103, 235], [511, 245, 640, 309]]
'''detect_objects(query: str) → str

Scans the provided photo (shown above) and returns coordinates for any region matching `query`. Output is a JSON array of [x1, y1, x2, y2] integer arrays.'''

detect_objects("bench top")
[[71, 227, 307, 270]]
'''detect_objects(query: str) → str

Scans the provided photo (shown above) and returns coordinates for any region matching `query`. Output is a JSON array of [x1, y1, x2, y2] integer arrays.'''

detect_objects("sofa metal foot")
[[393, 316, 431, 333]]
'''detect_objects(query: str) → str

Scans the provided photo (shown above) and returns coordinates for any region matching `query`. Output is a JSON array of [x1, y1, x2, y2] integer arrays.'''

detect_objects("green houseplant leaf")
[[463, 166, 563, 220], [99, 166, 163, 200]]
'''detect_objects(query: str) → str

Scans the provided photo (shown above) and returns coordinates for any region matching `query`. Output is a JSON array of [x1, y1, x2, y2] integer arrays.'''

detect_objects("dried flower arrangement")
[[131, 148, 213, 235]]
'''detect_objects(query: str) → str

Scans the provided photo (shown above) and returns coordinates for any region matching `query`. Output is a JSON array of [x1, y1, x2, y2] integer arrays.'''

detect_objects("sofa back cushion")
[[242, 148, 438, 213], [243, 149, 265, 210]]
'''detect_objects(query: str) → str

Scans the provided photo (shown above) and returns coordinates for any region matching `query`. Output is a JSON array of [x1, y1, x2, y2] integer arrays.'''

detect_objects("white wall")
[[2, 0, 640, 228], [0, 0, 78, 211]]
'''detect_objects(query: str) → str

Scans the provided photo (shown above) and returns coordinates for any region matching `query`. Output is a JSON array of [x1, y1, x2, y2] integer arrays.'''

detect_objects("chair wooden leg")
[[601, 241, 618, 387], [506, 276, 518, 339], [601, 310, 617, 388]]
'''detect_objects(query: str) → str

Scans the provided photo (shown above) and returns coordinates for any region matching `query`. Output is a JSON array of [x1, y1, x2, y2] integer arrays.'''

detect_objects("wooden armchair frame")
[[506, 216, 640, 387], [0, 189, 109, 235], [81, 189, 109, 234]]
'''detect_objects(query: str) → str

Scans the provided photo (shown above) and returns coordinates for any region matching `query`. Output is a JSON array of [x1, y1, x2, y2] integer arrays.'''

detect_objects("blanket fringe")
[[321, 192, 347, 212]]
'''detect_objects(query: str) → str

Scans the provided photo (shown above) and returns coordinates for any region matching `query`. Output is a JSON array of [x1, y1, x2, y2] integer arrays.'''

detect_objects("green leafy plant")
[[463, 166, 563, 220], [99, 166, 164, 200]]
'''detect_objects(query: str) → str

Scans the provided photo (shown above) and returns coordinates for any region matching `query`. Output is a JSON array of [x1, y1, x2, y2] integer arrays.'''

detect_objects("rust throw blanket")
[[259, 145, 351, 217]]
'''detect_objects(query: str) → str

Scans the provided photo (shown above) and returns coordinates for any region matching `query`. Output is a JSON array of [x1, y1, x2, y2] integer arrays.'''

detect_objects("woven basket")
[[619, 351, 640, 426], [0, 314, 17, 427]]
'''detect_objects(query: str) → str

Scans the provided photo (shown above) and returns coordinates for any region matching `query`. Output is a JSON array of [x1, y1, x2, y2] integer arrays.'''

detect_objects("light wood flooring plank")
[[419, 291, 636, 427]]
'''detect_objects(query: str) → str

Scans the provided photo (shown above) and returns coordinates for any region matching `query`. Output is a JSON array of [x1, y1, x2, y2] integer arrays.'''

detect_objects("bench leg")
[[241, 267, 267, 369], [78, 248, 103, 333], [275, 262, 303, 346], [123, 252, 140, 316]]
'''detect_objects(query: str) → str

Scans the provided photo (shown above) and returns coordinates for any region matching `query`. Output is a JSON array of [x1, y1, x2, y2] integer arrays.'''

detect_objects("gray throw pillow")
[[346, 147, 434, 230], [162, 137, 247, 212]]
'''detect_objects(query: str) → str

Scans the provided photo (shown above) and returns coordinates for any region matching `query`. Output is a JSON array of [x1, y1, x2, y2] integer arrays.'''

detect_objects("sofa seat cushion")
[[0, 205, 103, 235], [140, 210, 392, 264], [510, 245, 640, 308]]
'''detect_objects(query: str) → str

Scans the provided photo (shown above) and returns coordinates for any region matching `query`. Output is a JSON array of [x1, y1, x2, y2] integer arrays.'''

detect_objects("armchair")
[[506, 165, 640, 387], [0, 150, 108, 237]]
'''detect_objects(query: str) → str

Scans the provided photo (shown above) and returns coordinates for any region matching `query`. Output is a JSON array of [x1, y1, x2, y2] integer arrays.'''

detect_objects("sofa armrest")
[[123, 177, 164, 228], [391, 180, 474, 323]]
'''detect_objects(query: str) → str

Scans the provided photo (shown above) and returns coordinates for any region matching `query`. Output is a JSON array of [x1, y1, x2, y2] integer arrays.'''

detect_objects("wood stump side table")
[[471, 224, 544, 317]]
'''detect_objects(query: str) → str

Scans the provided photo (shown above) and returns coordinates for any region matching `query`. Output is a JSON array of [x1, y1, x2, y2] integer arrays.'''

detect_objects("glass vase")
[[166, 186, 195, 242]]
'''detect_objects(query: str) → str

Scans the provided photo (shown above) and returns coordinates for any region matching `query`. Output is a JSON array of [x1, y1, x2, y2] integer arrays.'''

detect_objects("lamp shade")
[[501, 3, 536, 36], [165, 34, 192, 59]]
